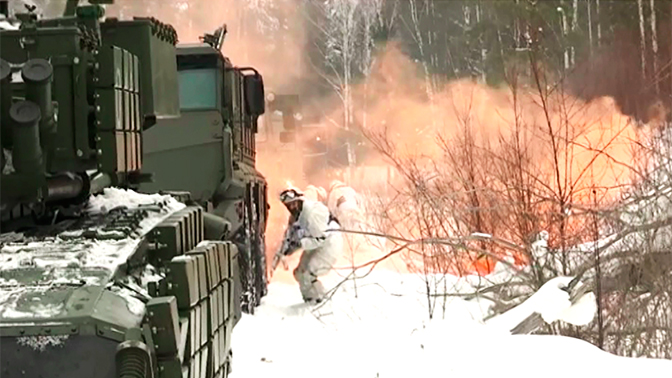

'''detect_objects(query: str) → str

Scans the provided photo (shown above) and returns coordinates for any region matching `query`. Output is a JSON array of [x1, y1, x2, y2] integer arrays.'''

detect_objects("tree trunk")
[[514, 0, 520, 49], [559, 1, 569, 71], [497, 25, 505, 61], [637, 0, 647, 80], [596, 0, 602, 47], [362, 7, 371, 136], [571, 0, 578, 66], [408, 0, 436, 127], [587, 0, 593, 56], [427, 0, 439, 90], [592, 189, 604, 349], [476, 1, 487, 83], [343, 7, 356, 183], [650, 0, 659, 94]]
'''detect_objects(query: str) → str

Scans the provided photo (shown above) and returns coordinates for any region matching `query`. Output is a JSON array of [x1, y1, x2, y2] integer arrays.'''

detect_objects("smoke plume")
[[103, 1, 653, 279]]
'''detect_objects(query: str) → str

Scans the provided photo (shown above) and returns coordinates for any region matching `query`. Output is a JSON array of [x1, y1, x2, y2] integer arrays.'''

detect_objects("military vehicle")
[[259, 93, 331, 185], [259, 92, 371, 186], [0, 0, 267, 376], [138, 24, 269, 314]]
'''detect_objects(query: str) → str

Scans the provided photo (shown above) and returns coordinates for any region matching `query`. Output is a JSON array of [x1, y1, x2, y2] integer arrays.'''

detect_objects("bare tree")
[[330, 19, 672, 356], [304, 0, 384, 182]]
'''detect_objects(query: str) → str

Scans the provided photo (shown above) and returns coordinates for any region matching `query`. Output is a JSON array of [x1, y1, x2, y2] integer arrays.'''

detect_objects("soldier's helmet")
[[279, 188, 304, 204]]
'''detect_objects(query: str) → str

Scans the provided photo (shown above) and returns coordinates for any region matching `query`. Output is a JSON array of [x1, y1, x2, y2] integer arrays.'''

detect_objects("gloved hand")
[[288, 238, 301, 252], [293, 224, 305, 239], [271, 253, 290, 274]]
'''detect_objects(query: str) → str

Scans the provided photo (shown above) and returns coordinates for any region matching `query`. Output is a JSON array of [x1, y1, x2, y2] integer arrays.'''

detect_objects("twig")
[[326, 228, 525, 271]]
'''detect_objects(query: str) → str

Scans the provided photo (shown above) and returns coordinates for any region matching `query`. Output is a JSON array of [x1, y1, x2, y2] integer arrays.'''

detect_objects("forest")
[[18, 0, 672, 121]]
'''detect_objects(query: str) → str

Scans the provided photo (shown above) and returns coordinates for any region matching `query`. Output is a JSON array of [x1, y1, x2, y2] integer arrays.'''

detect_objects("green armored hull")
[[0, 189, 241, 377], [139, 27, 270, 314]]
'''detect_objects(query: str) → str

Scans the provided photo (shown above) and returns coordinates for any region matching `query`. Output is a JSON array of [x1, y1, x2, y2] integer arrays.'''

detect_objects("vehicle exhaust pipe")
[[9, 100, 43, 176]]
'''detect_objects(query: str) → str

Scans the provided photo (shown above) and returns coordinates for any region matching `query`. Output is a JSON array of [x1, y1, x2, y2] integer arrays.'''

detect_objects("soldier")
[[272, 188, 343, 304], [327, 180, 361, 229], [303, 184, 328, 204]]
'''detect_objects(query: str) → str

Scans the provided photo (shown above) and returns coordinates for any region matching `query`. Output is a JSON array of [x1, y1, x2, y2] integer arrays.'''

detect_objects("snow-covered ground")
[[230, 270, 672, 378]]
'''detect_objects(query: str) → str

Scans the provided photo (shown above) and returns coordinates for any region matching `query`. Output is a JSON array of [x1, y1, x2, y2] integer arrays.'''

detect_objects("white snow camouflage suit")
[[327, 182, 362, 230], [303, 185, 328, 204], [293, 199, 343, 302]]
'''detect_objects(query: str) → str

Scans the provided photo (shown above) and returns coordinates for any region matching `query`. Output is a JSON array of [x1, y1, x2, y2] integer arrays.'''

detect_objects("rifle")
[[270, 216, 303, 274]]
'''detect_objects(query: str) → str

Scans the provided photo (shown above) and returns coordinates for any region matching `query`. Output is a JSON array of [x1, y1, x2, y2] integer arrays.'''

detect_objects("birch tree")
[[404, 0, 439, 131], [570, 0, 577, 66], [649, 0, 659, 95], [304, 0, 384, 180], [359, 0, 397, 131], [637, 0, 647, 81], [596, 0, 601, 47], [587, 0, 593, 56], [558, 1, 570, 71]]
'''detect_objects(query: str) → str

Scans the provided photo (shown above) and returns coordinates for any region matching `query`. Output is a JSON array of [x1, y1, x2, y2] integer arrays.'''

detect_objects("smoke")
[[300, 42, 651, 276], [102, 1, 652, 279], [106, 0, 306, 91], [567, 23, 672, 124], [319, 42, 643, 201]]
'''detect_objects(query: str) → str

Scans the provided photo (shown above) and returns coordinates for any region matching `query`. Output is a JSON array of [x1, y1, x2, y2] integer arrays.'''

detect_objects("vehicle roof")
[[176, 43, 221, 56]]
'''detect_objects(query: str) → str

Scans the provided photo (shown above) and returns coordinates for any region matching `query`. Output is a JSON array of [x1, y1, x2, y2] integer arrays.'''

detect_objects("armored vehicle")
[[258, 93, 330, 184], [138, 25, 269, 314], [259, 92, 366, 186], [0, 1, 265, 376]]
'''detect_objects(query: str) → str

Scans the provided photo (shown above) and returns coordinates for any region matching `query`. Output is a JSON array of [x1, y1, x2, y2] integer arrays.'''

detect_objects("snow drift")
[[230, 271, 672, 378]]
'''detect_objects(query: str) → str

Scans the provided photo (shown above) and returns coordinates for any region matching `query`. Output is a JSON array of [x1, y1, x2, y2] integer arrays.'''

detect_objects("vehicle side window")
[[178, 68, 217, 110]]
